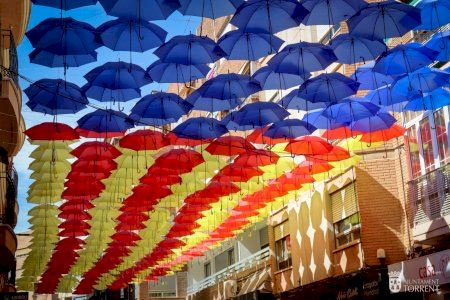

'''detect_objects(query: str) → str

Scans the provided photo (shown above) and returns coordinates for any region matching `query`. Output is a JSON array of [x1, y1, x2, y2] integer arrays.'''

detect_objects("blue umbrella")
[[186, 90, 242, 112], [323, 98, 380, 123], [230, 0, 308, 34], [300, 0, 367, 25], [232, 102, 289, 128], [221, 112, 255, 131], [278, 90, 326, 111], [331, 34, 385, 64], [146, 60, 210, 83], [194, 74, 261, 100], [298, 73, 360, 103], [373, 43, 439, 75], [404, 88, 450, 111], [97, 19, 167, 52], [130, 92, 192, 126], [154, 34, 225, 65], [77, 109, 135, 133], [98, 0, 180, 21], [347, 0, 421, 40], [83, 62, 151, 102], [218, 30, 284, 61], [426, 30, 450, 62], [352, 62, 394, 90], [173, 117, 228, 140], [365, 86, 409, 107], [25, 79, 88, 115], [302, 109, 348, 130], [31, 0, 97, 10], [416, 0, 450, 30], [178, 0, 244, 18], [350, 112, 397, 132], [264, 119, 316, 139], [268, 42, 337, 76], [252, 66, 309, 91], [392, 67, 450, 96], [26, 17, 100, 55], [29, 48, 97, 68]]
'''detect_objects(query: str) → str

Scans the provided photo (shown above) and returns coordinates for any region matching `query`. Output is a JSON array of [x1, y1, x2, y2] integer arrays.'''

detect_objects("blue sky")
[[15, 3, 200, 232]]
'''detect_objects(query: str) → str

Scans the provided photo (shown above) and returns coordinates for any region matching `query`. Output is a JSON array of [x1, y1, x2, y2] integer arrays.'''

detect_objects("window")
[[331, 183, 361, 248], [214, 247, 235, 271], [259, 226, 269, 249], [420, 117, 435, 172], [434, 109, 449, 164], [227, 248, 235, 266], [274, 221, 291, 270], [406, 125, 421, 178], [204, 262, 211, 278]]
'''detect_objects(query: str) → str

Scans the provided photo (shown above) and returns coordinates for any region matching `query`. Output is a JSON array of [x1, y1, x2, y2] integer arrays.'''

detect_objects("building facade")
[[0, 0, 30, 293]]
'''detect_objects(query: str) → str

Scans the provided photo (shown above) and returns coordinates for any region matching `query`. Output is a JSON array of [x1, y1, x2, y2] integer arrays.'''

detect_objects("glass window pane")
[[420, 117, 435, 172], [434, 109, 449, 164], [406, 125, 421, 178]]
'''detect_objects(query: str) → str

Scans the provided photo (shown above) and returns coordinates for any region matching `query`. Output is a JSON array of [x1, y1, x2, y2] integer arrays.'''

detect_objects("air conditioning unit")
[[223, 280, 238, 299]]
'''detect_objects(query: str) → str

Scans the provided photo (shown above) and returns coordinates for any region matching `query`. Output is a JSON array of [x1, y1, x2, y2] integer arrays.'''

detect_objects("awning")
[[238, 266, 272, 296]]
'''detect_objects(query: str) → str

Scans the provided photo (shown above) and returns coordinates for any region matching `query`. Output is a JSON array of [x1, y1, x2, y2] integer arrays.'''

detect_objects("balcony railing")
[[187, 247, 270, 295], [0, 166, 18, 228], [408, 164, 450, 226], [413, 23, 450, 45], [0, 29, 19, 87]]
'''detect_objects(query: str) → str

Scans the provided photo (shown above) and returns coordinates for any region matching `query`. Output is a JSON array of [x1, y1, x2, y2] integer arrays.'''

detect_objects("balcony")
[[408, 164, 450, 243], [0, 29, 24, 157], [187, 247, 270, 296], [0, 166, 18, 229], [0, 0, 31, 45]]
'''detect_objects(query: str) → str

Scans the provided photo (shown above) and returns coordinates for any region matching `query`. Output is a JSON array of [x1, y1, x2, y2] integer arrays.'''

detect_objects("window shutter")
[[274, 221, 289, 241], [331, 183, 358, 223]]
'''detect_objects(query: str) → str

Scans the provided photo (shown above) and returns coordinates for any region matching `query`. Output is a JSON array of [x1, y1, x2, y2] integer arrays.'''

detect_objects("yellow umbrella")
[[29, 160, 71, 173], [29, 147, 73, 161]]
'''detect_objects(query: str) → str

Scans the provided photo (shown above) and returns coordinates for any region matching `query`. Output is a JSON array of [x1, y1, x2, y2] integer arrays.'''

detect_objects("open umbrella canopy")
[[416, 0, 450, 30], [97, 18, 167, 52], [264, 119, 316, 139], [83, 62, 151, 102], [252, 66, 309, 91], [426, 30, 450, 62], [278, 90, 326, 111], [232, 102, 289, 128], [301, 0, 367, 25], [29, 48, 97, 68], [404, 88, 450, 111], [130, 92, 192, 126], [298, 73, 360, 103], [331, 34, 385, 64], [25, 122, 80, 141], [178, 0, 244, 18], [230, 0, 308, 34], [285, 136, 333, 156], [352, 62, 394, 90], [365, 85, 408, 107], [146, 60, 210, 83], [31, 0, 97, 10], [323, 98, 380, 123], [302, 109, 348, 130], [25, 79, 88, 115], [205, 136, 255, 156], [173, 117, 229, 140], [392, 67, 450, 96], [77, 109, 135, 134], [154, 34, 225, 65], [360, 124, 406, 143], [98, 0, 180, 21], [350, 112, 397, 133], [119, 130, 168, 151]]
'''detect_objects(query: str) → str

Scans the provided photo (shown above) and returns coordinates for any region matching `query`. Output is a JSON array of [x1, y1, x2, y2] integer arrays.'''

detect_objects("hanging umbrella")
[[31, 0, 97, 10], [247, 127, 294, 145], [392, 67, 450, 96], [232, 102, 289, 128], [77, 109, 134, 134], [301, 0, 366, 25], [173, 117, 229, 140], [97, 18, 167, 52], [426, 30, 450, 62], [205, 136, 255, 156], [215, 165, 263, 182], [416, 0, 450, 30], [119, 130, 168, 151], [218, 30, 284, 61], [264, 119, 316, 139], [298, 73, 360, 103], [230, 0, 308, 34], [186, 90, 243, 112], [29, 48, 97, 68], [129, 92, 192, 126], [373, 43, 439, 75], [25, 79, 88, 115], [154, 34, 225, 65], [234, 149, 279, 167], [221, 112, 255, 131], [252, 66, 309, 91], [146, 60, 210, 83], [178, 0, 244, 18], [365, 85, 408, 107], [83, 62, 152, 102], [322, 126, 360, 139], [350, 112, 397, 133], [359, 124, 406, 143], [404, 88, 450, 111], [268, 42, 337, 76], [347, 0, 421, 40], [352, 62, 394, 90], [331, 34, 385, 64], [309, 145, 350, 162], [24, 122, 80, 141], [278, 90, 326, 111], [285, 136, 333, 155], [323, 98, 380, 123], [98, 0, 180, 21], [76, 127, 125, 138], [292, 159, 333, 175], [166, 132, 212, 147]]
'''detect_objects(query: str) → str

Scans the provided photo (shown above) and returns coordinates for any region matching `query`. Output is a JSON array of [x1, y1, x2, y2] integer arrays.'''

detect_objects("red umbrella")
[[67, 170, 111, 181], [132, 184, 173, 199], [285, 136, 333, 155], [119, 129, 169, 151], [59, 228, 89, 237], [178, 203, 212, 214], [198, 180, 240, 198], [59, 200, 94, 210], [25, 122, 80, 140], [173, 212, 203, 224], [115, 222, 146, 231], [322, 127, 361, 140], [291, 159, 333, 175], [205, 136, 255, 156], [310, 146, 350, 162], [64, 180, 106, 191], [234, 201, 266, 212], [147, 166, 185, 176], [111, 231, 141, 243], [216, 164, 263, 182], [76, 127, 125, 138], [166, 132, 211, 147], [275, 173, 315, 190], [72, 159, 118, 172], [117, 212, 149, 223], [166, 225, 196, 238], [71, 142, 122, 160], [234, 149, 279, 167], [59, 220, 91, 230], [158, 238, 186, 249], [140, 174, 181, 185], [154, 149, 204, 170], [247, 127, 288, 145], [58, 210, 92, 220], [360, 124, 406, 143]]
